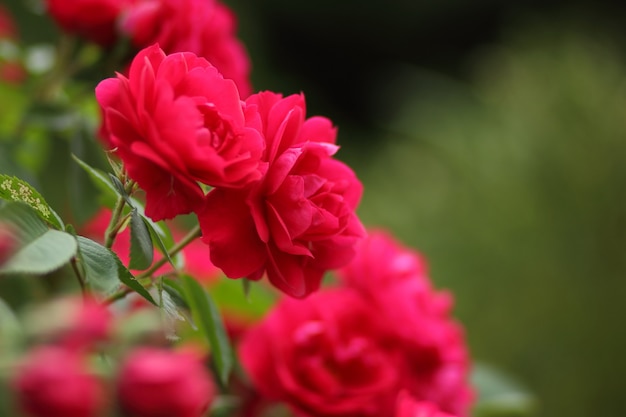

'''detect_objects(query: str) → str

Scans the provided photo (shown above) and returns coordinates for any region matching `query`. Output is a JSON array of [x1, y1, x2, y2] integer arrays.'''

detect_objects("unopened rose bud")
[[13, 346, 105, 417], [117, 348, 215, 417]]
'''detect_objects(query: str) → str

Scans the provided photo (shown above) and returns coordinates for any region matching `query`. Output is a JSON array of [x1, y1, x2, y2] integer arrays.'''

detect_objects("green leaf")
[[116, 258, 157, 306], [0, 175, 63, 229], [0, 202, 76, 275], [0, 297, 22, 356], [129, 209, 153, 270], [162, 278, 191, 311], [142, 216, 178, 268], [472, 363, 536, 417], [76, 236, 121, 296], [157, 281, 184, 341], [71, 154, 118, 208], [108, 174, 132, 206], [180, 275, 233, 385]]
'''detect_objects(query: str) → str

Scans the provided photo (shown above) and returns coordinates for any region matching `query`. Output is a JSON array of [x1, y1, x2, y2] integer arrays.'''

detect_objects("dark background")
[[4, 1, 626, 416]]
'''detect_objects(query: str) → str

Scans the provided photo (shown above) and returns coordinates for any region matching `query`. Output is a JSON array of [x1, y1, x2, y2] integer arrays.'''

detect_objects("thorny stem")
[[104, 195, 126, 249]]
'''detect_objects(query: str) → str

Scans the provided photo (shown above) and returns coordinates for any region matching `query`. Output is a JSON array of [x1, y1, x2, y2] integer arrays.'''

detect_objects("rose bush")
[[116, 348, 215, 417], [96, 44, 263, 221], [199, 91, 364, 298]]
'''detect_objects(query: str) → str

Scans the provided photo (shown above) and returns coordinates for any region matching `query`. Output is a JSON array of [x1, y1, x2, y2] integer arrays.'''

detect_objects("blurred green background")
[[3, 0, 626, 416]]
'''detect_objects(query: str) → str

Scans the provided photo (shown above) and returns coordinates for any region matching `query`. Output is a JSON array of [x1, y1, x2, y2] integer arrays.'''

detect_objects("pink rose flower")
[[96, 44, 263, 221], [121, 0, 252, 97], [13, 346, 105, 417], [117, 348, 215, 417], [198, 91, 364, 298], [339, 231, 474, 416], [239, 289, 399, 417], [80, 208, 220, 282], [45, 0, 130, 46], [395, 391, 458, 417]]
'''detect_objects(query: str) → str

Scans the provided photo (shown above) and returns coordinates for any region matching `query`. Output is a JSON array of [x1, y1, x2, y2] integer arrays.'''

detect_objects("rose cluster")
[[96, 44, 364, 298], [11, 298, 215, 417], [44, 0, 251, 95], [238, 231, 473, 417]]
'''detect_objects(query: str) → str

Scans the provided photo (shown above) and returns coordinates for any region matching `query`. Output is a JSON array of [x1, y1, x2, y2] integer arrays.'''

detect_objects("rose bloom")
[[198, 91, 364, 298], [45, 0, 131, 46], [80, 208, 219, 282], [13, 346, 105, 417], [121, 0, 252, 96], [117, 348, 215, 417], [338, 231, 474, 416], [395, 391, 458, 417], [239, 289, 399, 417], [96, 44, 263, 221]]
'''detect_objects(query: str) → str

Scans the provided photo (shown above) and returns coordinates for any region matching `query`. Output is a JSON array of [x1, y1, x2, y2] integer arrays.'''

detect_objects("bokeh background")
[[3, 0, 626, 416]]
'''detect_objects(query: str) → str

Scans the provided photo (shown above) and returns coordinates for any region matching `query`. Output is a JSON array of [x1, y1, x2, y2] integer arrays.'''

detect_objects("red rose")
[[96, 44, 263, 221], [45, 0, 130, 46], [395, 391, 457, 417], [339, 231, 474, 416], [239, 289, 399, 417], [13, 346, 105, 417], [117, 348, 215, 417], [121, 0, 252, 97], [198, 91, 364, 298]]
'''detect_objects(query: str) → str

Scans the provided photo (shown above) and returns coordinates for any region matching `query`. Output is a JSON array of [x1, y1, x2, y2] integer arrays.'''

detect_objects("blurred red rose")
[[13, 346, 105, 417], [96, 44, 263, 221], [0, 223, 17, 266], [121, 0, 252, 96], [339, 231, 474, 416], [117, 348, 215, 417], [395, 391, 457, 417], [0, 5, 25, 84], [80, 208, 219, 283], [0, 5, 16, 38], [45, 0, 130, 46], [198, 92, 364, 298], [239, 289, 398, 417], [60, 296, 113, 351]]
